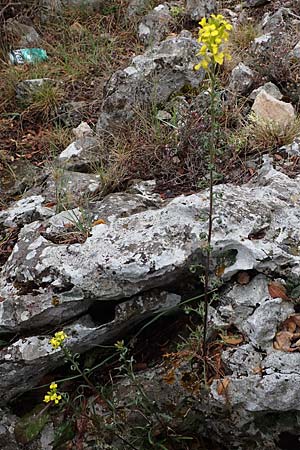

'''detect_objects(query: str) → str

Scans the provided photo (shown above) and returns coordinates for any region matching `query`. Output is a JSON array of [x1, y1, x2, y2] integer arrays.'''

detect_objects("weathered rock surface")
[[96, 33, 203, 132], [0, 290, 181, 405], [0, 196, 54, 228], [25, 170, 102, 206], [138, 4, 173, 45], [4, 19, 41, 47], [228, 62, 254, 95], [58, 136, 99, 171], [1, 161, 300, 335], [251, 90, 296, 127], [249, 82, 283, 101], [127, 0, 151, 17], [186, 0, 216, 21]]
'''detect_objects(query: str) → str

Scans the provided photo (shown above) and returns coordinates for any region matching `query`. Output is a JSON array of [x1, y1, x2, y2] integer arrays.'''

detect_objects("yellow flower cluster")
[[49, 331, 68, 350], [43, 382, 62, 405], [195, 14, 232, 71]]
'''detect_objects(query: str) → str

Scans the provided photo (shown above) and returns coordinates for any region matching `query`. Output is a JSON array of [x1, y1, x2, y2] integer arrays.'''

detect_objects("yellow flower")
[[195, 13, 232, 72], [49, 331, 68, 350], [43, 381, 62, 405]]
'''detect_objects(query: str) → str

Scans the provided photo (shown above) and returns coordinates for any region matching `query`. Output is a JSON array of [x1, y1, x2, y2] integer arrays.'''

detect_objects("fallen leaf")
[[220, 334, 243, 345], [252, 366, 263, 375], [215, 265, 225, 277], [163, 368, 175, 385], [292, 315, 300, 327], [237, 271, 250, 285], [217, 378, 230, 396], [273, 331, 294, 352], [268, 281, 289, 301], [282, 317, 297, 333], [92, 219, 106, 226], [44, 201, 56, 208]]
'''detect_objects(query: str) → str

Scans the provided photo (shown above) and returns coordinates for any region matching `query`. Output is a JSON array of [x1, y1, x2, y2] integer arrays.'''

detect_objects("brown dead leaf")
[[252, 366, 263, 375], [92, 219, 106, 226], [292, 315, 300, 327], [44, 201, 56, 208], [282, 317, 297, 333], [163, 368, 175, 385], [268, 281, 289, 301], [215, 265, 225, 277], [237, 271, 250, 285], [217, 378, 230, 395], [220, 334, 244, 345], [273, 331, 294, 352]]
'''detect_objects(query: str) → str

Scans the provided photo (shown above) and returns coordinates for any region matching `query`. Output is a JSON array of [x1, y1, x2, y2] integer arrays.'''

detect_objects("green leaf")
[[14, 406, 50, 444]]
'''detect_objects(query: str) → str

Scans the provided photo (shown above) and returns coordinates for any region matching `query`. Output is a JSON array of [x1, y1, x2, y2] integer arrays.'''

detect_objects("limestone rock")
[[260, 8, 291, 33], [127, 0, 152, 17], [0, 195, 54, 228], [73, 121, 94, 139], [25, 170, 102, 206], [2, 163, 300, 334], [5, 19, 40, 47], [245, 0, 270, 6], [138, 4, 173, 46], [186, 0, 216, 21], [58, 136, 99, 171], [228, 63, 254, 95], [290, 40, 300, 59], [96, 33, 203, 132], [249, 82, 283, 101], [57, 100, 89, 127], [251, 91, 296, 127], [0, 291, 181, 404]]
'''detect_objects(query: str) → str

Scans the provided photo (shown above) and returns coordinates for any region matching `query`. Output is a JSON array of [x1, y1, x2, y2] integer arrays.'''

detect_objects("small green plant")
[[21, 83, 64, 123]]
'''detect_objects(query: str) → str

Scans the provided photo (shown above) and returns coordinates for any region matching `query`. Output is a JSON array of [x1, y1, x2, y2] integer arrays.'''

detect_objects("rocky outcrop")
[[96, 32, 204, 132]]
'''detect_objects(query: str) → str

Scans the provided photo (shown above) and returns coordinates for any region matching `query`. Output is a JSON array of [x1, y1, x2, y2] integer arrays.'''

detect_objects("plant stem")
[[202, 67, 217, 359]]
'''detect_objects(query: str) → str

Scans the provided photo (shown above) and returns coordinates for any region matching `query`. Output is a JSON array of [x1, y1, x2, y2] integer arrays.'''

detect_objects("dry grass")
[[232, 115, 300, 155]]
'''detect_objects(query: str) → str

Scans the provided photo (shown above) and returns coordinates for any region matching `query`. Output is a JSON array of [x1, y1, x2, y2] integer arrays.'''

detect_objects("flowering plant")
[[44, 382, 62, 404], [195, 14, 232, 71]]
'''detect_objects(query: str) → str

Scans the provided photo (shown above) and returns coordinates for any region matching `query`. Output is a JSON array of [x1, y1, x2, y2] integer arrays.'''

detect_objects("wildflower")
[[49, 330, 68, 350], [195, 13, 232, 71], [43, 381, 62, 405]]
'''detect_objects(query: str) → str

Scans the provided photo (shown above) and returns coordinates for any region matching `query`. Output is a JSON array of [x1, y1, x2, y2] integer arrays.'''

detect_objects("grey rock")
[[0, 408, 19, 450], [249, 82, 283, 101], [261, 8, 291, 33], [279, 136, 300, 157], [25, 169, 102, 206], [222, 344, 263, 376], [0, 195, 54, 228], [58, 136, 99, 171], [0, 290, 181, 404], [0, 160, 43, 197], [228, 62, 254, 95], [138, 4, 173, 46], [245, 0, 270, 6], [252, 32, 274, 53], [127, 0, 152, 17], [73, 121, 94, 139], [186, 0, 216, 21], [290, 40, 300, 59], [96, 33, 204, 132], [5, 19, 40, 47], [57, 100, 89, 127], [16, 78, 58, 103], [2, 163, 300, 334]]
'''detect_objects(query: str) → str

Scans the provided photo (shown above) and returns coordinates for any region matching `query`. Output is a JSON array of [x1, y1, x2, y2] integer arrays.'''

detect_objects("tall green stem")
[[202, 66, 217, 359]]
